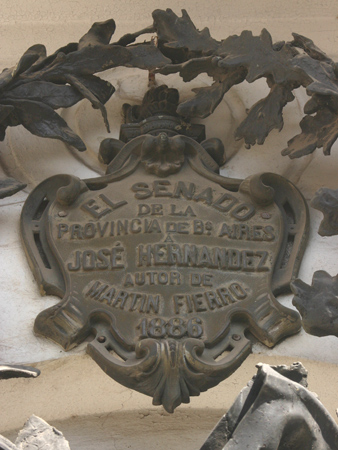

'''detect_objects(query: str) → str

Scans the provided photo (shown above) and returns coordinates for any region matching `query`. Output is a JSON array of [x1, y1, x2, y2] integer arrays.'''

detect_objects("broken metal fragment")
[[200, 363, 338, 450], [0, 177, 26, 199], [0, 416, 70, 450], [0, 364, 40, 380], [269, 361, 308, 387]]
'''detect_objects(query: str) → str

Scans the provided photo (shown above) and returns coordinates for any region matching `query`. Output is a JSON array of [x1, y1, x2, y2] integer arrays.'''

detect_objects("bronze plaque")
[[21, 133, 308, 412]]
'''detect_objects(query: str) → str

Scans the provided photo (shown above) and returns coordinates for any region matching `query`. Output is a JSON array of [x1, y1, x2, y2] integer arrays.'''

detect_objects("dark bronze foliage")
[[311, 187, 338, 236], [0, 19, 169, 152], [152, 8, 219, 60], [2, 7, 338, 216], [153, 9, 338, 157], [2, 9, 338, 166], [292, 271, 338, 337], [0, 177, 26, 199]]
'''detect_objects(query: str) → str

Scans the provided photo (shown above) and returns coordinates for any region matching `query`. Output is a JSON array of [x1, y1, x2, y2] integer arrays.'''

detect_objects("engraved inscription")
[[123, 271, 182, 287], [138, 317, 203, 339], [218, 223, 275, 241], [137, 243, 269, 272], [82, 193, 127, 218], [85, 280, 161, 314], [57, 219, 163, 239], [84, 279, 248, 316], [191, 273, 213, 286], [68, 245, 125, 271], [131, 180, 255, 220], [57, 219, 275, 241], [173, 282, 248, 314]]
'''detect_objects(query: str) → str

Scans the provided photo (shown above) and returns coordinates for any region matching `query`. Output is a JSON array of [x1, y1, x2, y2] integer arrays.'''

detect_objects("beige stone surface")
[[0, 0, 338, 67], [1, 353, 337, 439]]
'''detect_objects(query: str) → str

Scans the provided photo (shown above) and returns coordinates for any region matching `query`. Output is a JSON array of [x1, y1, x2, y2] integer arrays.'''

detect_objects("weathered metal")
[[0, 364, 40, 380], [21, 89, 309, 412], [311, 187, 338, 236], [0, 177, 26, 199], [119, 85, 206, 146], [0, 9, 337, 159], [152, 9, 338, 158], [200, 363, 338, 450], [292, 270, 338, 337], [0, 19, 168, 152]]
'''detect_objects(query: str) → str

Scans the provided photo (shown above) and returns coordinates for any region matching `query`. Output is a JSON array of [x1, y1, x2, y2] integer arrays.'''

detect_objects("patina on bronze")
[[21, 89, 309, 412], [311, 187, 338, 237], [292, 270, 338, 337]]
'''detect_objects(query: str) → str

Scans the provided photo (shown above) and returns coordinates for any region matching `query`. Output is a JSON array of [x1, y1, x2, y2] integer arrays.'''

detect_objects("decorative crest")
[[21, 86, 308, 412]]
